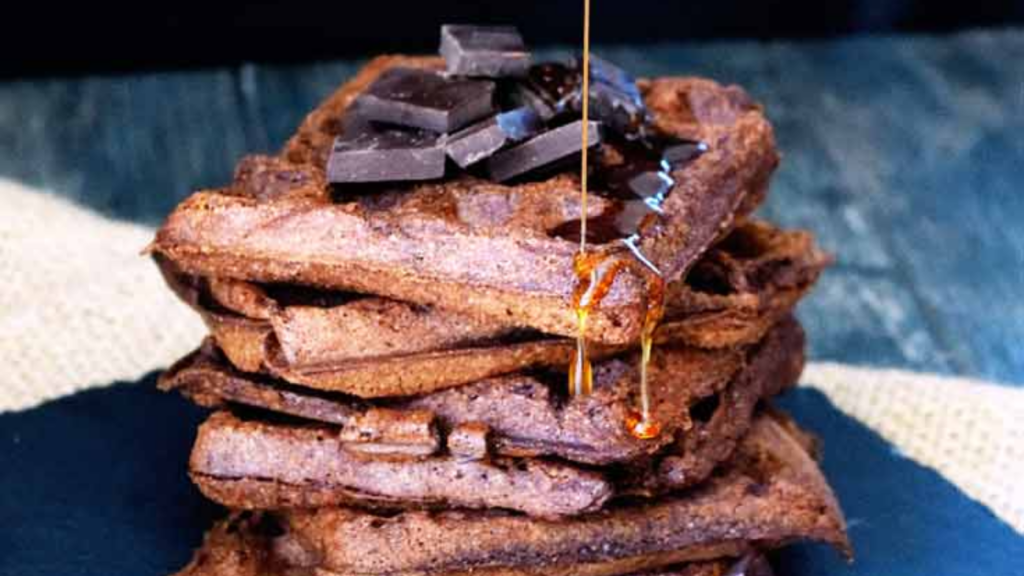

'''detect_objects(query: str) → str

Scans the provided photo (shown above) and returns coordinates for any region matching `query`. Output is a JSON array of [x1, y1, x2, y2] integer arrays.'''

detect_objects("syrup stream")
[[570, 0, 594, 398], [579, 0, 591, 254], [570, 0, 661, 440]]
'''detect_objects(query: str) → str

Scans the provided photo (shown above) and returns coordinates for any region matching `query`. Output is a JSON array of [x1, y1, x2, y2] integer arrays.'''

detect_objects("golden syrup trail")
[[578, 0, 591, 254], [570, 253, 622, 396], [568, 0, 667, 442], [569, 307, 592, 396], [626, 270, 665, 440], [570, 0, 593, 397]]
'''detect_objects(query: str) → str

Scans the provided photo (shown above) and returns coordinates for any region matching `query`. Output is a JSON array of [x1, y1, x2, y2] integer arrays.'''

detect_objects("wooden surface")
[[1, 29, 1020, 384]]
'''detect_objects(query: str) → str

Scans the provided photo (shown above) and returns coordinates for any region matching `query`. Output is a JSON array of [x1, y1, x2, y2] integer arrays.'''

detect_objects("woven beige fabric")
[[0, 179, 206, 409], [1, 178, 1021, 534], [804, 363, 1024, 533]]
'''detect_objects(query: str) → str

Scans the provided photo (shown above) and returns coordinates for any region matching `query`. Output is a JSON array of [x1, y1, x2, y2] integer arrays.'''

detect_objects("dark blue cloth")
[[1, 378, 1020, 575]]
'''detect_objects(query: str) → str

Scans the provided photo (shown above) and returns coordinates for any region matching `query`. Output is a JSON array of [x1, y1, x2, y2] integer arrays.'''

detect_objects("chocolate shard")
[[487, 119, 602, 182], [520, 60, 585, 119], [505, 81, 559, 121], [516, 56, 649, 136], [663, 139, 710, 169], [445, 107, 544, 168], [440, 25, 531, 78], [354, 67, 495, 132], [624, 171, 674, 203], [524, 62, 581, 113], [326, 126, 446, 183], [588, 54, 641, 94], [585, 137, 709, 241], [578, 55, 651, 138]]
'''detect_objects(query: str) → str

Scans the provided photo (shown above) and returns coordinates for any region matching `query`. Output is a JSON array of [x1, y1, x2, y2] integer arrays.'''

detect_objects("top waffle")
[[151, 54, 778, 345]]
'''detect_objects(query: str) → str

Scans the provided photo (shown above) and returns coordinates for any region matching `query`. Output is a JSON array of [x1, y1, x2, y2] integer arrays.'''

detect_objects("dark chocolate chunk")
[[588, 55, 640, 94], [663, 139, 709, 169], [523, 62, 581, 118], [598, 141, 670, 198], [445, 107, 544, 168], [601, 162, 674, 205], [577, 55, 650, 138], [486, 120, 602, 182], [623, 170, 674, 204], [521, 57, 650, 137], [440, 25, 531, 78], [355, 67, 495, 133], [611, 199, 660, 238], [506, 83, 558, 121], [326, 125, 446, 183]]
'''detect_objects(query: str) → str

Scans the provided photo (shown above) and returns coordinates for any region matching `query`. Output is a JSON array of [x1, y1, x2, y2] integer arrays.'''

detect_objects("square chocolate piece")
[[581, 55, 650, 137], [487, 120, 602, 182], [445, 107, 544, 168], [441, 25, 531, 78], [355, 67, 495, 133], [326, 125, 446, 183]]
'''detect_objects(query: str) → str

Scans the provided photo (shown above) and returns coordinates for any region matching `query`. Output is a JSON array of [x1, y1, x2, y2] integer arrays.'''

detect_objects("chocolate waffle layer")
[[189, 410, 614, 518], [266, 412, 848, 576], [170, 318, 803, 515], [151, 55, 779, 346], [173, 514, 774, 576], [158, 220, 826, 397]]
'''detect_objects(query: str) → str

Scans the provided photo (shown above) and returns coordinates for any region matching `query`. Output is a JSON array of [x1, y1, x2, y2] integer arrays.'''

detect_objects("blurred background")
[[2, 0, 1023, 76]]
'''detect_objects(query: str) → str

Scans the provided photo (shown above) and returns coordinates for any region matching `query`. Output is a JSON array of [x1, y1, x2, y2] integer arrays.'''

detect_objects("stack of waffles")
[[150, 25, 849, 576]]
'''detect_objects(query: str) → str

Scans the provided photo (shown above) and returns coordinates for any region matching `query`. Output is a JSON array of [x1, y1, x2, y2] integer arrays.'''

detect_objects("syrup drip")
[[562, 137, 702, 438], [567, 0, 706, 441], [569, 306, 592, 396], [570, 250, 624, 396], [626, 265, 665, 440], [571, 243, 665, 439]]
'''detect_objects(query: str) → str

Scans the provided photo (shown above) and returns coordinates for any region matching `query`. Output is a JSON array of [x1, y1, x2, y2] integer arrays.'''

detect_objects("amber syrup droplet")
[[626, 410, 662, 440]]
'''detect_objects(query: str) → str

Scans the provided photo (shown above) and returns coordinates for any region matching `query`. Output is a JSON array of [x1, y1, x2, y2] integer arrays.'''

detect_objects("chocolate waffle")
[[155, 25, 850, 576], [173, 514, 775, 576], [157, 220, 826, 397], [150, 55, 779, 346], [166, 318, 803, 515], [260, 413, 849, 576]]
